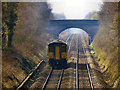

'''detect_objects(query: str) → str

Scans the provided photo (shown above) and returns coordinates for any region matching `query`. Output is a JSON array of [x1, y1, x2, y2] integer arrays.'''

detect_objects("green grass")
[[95, 56, 100, 61], [89, 44, 93, 50], [112, 76, 120, 88]]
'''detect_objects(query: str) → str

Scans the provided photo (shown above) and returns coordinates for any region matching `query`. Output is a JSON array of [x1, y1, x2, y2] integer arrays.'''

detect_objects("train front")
[[48, 40, 68, 69]]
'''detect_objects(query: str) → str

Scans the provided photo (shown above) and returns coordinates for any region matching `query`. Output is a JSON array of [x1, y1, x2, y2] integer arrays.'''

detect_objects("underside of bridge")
[[47, 20, 99, 44]]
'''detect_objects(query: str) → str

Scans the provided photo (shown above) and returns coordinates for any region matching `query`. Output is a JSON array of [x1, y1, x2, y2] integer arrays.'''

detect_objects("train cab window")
[[61, 45, 66, 52], [49, 45, 54, 52]]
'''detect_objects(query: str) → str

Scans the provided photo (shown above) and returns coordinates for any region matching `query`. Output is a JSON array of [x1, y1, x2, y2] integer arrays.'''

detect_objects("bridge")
[[47, 20, 99, 44]]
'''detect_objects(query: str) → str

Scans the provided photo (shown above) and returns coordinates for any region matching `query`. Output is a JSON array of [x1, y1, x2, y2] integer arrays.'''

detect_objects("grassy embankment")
[[89, 2, 120, 88]]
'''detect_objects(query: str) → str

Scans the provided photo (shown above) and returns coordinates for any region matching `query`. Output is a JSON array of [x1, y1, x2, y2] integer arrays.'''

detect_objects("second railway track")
[[78, 35, 94, 89]]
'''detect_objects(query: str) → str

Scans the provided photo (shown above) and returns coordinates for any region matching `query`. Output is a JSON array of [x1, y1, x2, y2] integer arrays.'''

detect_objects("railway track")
[[16, 34, 94, 89], [16, 60, 45, 89], [68, 35, 93, 89], [42, 68, 64, 90], [81, 36, 93, 89], [42, 34, 74, 90], [78, 35, 94, 89]]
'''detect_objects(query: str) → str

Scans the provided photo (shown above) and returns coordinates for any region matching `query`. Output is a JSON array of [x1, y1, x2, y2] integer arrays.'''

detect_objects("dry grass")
[[2, 52, 26, 88]]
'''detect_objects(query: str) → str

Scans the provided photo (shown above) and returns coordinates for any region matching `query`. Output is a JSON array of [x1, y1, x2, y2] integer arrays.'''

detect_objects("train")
[[48, 40, 68, 68]]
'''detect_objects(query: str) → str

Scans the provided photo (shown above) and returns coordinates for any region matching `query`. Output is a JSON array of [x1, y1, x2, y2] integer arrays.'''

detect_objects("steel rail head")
[[66, 34, 72, 42], [16, 60, 44, 90], [80, 36, 94, 90], [67, 34, 74, 58], [42, 68, 53, 90], [76, 37, 79, 90], [57, 69, 64, 90]]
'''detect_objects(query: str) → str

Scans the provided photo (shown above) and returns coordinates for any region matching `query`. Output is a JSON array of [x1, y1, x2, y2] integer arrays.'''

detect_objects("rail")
[[81, 37, 94, 90], [16, 60, 44, 90], [57, 69, 64, 90], [42, 68, 64, 90], [67, 34, 74, 54], [76, 36, 79, 90], [42, 68, 53, 90], [66, 34, 72, 42]]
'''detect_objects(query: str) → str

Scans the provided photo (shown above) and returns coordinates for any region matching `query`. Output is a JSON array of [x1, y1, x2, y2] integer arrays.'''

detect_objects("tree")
[[2, 2, 18, 48]]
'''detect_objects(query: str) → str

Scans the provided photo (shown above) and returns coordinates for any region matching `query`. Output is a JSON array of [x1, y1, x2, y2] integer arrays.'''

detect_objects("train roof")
[[48, 39, 67, 45]]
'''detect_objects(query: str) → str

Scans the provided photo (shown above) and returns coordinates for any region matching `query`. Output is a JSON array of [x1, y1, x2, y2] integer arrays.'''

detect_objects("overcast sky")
[[47, 0, 103, 19]]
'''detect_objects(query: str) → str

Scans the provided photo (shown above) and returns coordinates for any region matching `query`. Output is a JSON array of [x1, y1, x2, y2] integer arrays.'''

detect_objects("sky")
[[47, 0, 103, 19]]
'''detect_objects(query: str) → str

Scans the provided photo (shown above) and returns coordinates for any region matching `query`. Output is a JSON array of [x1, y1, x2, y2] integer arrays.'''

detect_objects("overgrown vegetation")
[[2, 2, 53, 88], [12, 3, 53, 63], [92, 2, 120, 88]]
